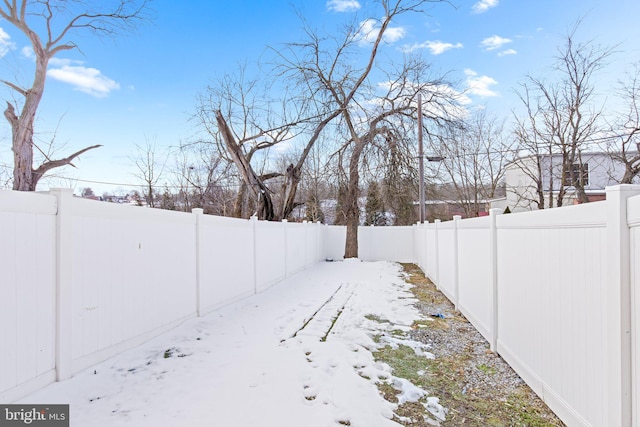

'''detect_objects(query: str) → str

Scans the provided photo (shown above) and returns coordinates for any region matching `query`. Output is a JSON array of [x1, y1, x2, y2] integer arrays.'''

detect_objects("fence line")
[[413, 185, 640, 427], [4, 185, 640, 427], [0, 189, 328, 402]]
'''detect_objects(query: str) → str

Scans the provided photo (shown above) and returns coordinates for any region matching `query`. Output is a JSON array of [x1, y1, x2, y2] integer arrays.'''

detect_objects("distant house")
[[414, 199, 490, 221], [493, 152, 638, 212]]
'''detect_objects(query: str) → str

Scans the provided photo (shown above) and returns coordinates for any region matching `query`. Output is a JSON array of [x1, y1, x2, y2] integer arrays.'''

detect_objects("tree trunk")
[[7, 51, 101, 190], [216, 110, 274, 220], [8, 50, 46, 190], [278, 164, 301, 220], [344, 141, 365, 259], [621, 164, 638, 184], [233, 182, 247, 218], [7, 100, 37, 191]]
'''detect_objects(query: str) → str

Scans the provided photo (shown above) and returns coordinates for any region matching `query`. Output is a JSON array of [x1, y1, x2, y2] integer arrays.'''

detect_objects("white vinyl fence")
[[4, 185, 640, 427], [0, 189, 327, 402], [412, 184, 640, 427]]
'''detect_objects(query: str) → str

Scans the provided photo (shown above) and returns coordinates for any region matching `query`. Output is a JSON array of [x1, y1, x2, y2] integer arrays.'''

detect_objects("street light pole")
[[418, 93, 425, 223]]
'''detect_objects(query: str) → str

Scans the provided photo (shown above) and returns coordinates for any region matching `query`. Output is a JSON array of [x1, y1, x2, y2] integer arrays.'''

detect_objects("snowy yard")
[[19, 260, 443, 427]]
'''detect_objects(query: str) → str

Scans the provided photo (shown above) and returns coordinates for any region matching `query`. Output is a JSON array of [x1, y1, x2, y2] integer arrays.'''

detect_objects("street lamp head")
[[426, 156, 445, 162]]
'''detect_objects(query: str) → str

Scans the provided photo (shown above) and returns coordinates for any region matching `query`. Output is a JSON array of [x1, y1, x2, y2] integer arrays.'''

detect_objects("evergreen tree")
[[382, 178, 418, 225], [159, 185, 176, 210], [333, 183, 348, 225], [365, 181, 387, 226]]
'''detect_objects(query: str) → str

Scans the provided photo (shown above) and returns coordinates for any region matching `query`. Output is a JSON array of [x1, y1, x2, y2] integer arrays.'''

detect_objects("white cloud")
[[472, 0, 499, 14], [49, 57, 84, 67], [480, 35, 512, 51], [0, 28, 15, 57], [21, 46, 35, 60], [402, 40, 463, 55], [47, 64, 120, 97], [498, 48, 517, 57], [327, 0, 361, 12], [421, 83, 472, 120], [357, 19, 406, 45], [465, 69, 498, 97]]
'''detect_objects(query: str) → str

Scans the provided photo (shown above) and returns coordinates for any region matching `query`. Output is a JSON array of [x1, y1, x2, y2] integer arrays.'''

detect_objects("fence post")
[[317, 221, 322, 264], [192, 208, 204, 317], [605, 185, 640, 427], [303, 220, 309, 269], [282, 219, 288, 277], [50, 188, 73, 381], [489, 208, 502, 352], [434, 219, 441, 289], [251, 215, 258, 294], [452, 215, 461, 309]]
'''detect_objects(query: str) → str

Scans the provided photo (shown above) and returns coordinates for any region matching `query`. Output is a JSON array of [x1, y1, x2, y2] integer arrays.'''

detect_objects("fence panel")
[[456, 216, 492, 341], [496, 203, 608, 427], [413, 224, 426, 273], [436, 222, 456, 301], [358, 226, 414, 262], [68, 198, 197, 374], [254, 220, 286, 292], [286, 221, 307, 276], [629, 194, 640, 427], [304, 222, 320, 268], [0, 191, 57, 401], [198, 215, 255, 314], [424, 224, 438, 282], [324, 226, 345, 260]]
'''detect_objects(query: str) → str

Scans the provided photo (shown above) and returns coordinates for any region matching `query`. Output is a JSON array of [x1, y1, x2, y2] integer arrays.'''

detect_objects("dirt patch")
[[372, 263, 565, 426]]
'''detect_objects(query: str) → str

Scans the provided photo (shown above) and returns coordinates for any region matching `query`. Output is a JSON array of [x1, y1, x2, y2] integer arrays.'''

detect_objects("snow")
[[18, 260, 445, 426], [424, 397, 448, 423]]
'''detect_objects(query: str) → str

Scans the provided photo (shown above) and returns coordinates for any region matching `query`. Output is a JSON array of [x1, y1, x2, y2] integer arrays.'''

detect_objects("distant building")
[[493, 152, 638, 212]]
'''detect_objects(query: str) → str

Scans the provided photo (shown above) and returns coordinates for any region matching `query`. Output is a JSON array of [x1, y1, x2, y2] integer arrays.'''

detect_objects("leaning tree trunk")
[[278, 111, 342, 220], [278, 164, 301, 220], [215, 110, 274, 220], [233, 182, 247, 218]]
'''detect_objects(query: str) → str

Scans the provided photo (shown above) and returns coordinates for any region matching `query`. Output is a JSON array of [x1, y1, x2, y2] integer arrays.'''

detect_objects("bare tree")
[[513, 25, 610, 207], [609, 62, 640, 183], [433, 110, 513, 217], [131, 137, 166, 208], [293, 0, 453, 257], [195, 64, 311, 220], [512, 84, 550, 209], [170, 141, 236, 215], [0, 0, 149, 191]]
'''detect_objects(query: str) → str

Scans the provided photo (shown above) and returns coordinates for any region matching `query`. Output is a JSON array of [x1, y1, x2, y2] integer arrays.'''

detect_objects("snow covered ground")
[[18, 260, 444, 426]]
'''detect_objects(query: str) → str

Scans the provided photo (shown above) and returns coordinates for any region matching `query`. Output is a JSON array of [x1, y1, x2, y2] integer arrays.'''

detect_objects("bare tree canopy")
[[610, 62, 640, 183], [513, 24, 611, 207], [285, 0, 457, 257], [1, 0, 150, 190], [432, 109, 512, 217]]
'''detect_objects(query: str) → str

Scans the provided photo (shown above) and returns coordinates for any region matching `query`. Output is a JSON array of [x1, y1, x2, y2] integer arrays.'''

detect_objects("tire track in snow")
[[289, 283, 355, 341]]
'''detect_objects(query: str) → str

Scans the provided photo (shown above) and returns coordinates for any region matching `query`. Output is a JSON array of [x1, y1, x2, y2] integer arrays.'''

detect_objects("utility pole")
[[418, 93, 425, 223]]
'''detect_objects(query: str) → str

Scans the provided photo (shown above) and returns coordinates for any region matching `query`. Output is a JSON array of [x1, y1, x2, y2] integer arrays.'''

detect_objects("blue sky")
[[1, 0, 639, 194]]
